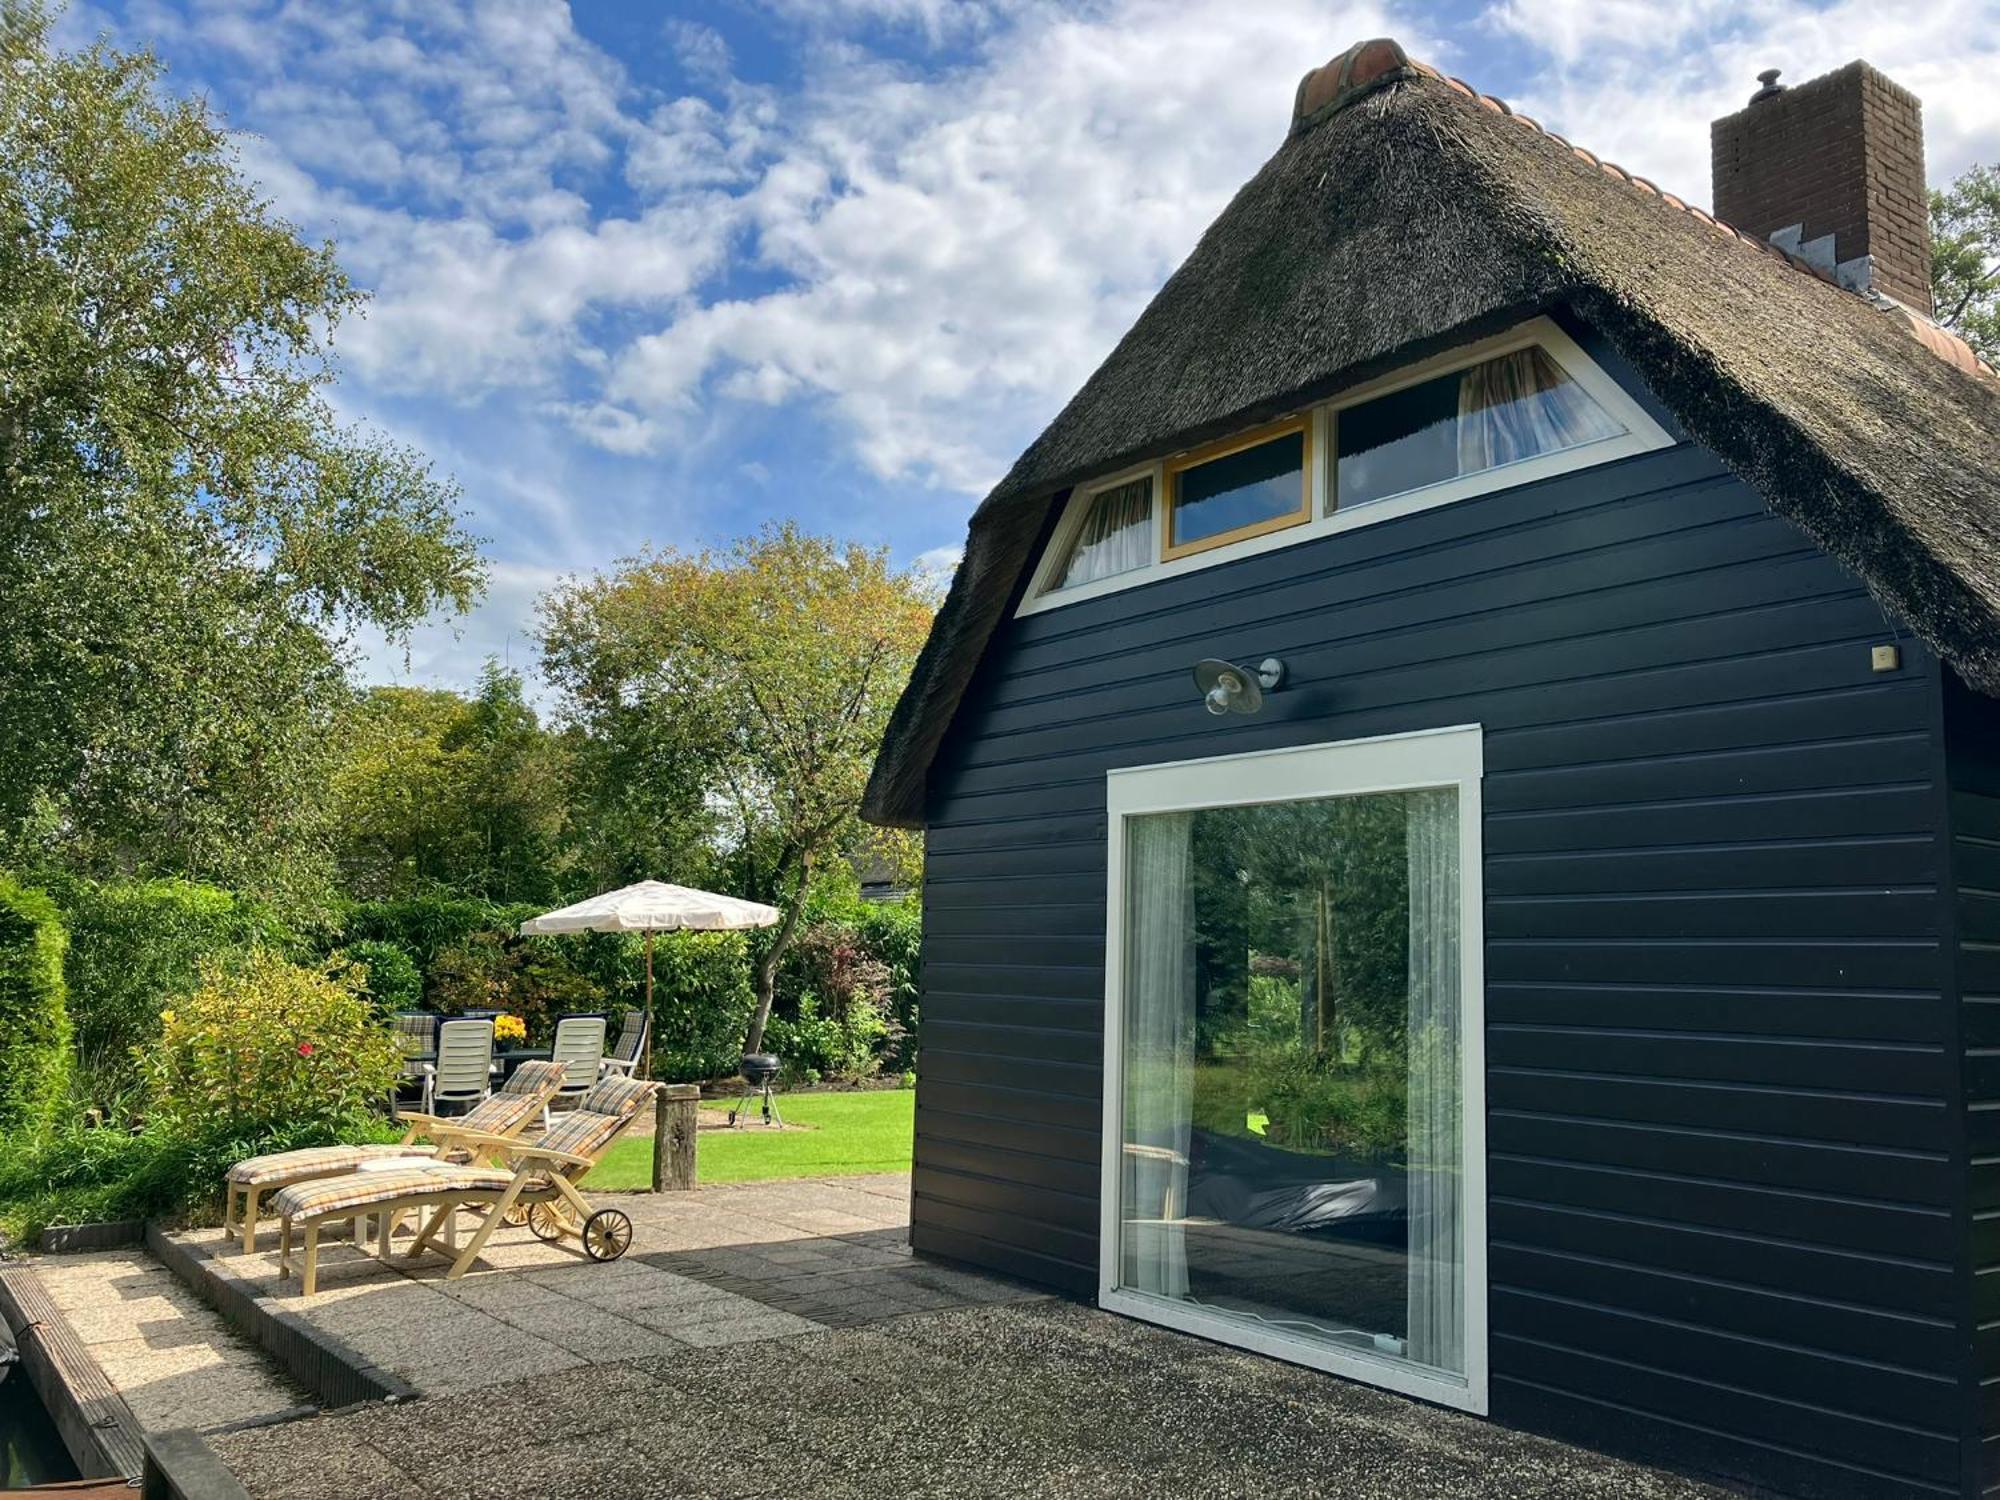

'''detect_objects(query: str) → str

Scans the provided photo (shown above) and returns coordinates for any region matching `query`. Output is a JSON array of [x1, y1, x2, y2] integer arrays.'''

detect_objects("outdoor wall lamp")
[[1193, 657, 1286, 717]]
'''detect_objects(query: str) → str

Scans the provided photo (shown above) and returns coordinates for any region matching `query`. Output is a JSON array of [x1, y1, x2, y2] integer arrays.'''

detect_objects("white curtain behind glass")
[[1456, 347, 1622, 474], [1404, 788, 1463, 1373], [1055, 478, 1153, 590], [1121, 811, 1194, 1300]]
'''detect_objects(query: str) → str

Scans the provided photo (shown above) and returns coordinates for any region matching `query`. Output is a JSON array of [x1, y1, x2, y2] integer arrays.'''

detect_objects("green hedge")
[[855, 898, 921, 1069], [341, 939, 423, 1013], [644, 931, 757, 1082], [60, 877, 290, 1101], [339, 895, 540, 977], [0, 874, 72, 1138]]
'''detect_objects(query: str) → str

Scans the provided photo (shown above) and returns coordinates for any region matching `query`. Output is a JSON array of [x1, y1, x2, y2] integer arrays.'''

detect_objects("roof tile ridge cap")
[[1881, 299, 2000, 382], [1461, 70, 1997, 385], [1291, 38, 1422, 133], [1441, 59, 1916, 308], [1307, 45, 1994, 385]]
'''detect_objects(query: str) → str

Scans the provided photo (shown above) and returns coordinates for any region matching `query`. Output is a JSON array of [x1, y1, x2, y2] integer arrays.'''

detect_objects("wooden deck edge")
[[145, 1222, 416, 1412], [142, 1427, 255, 1500], [0, 1262, 146, 1481]]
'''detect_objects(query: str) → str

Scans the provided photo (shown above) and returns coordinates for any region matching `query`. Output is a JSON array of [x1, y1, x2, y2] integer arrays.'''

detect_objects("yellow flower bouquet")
[[493, 1014, 527, 1045]]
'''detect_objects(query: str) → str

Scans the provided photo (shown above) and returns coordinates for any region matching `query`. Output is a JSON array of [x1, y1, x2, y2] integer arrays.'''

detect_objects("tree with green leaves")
[[0, 9, 482, 904], [1932, 163, 2000, 363], [539, 524, 934, 1057], [332, 663, 574, 903]]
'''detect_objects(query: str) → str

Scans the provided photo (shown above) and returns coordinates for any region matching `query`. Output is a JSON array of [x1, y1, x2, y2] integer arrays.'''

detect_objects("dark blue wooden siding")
[[917, 358, 1965, 1496], [1946, 672, 2000, 1498]]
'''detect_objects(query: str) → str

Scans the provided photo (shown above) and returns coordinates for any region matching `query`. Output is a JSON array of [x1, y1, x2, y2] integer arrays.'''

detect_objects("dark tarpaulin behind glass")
[[1172, 430, 1305, 545]]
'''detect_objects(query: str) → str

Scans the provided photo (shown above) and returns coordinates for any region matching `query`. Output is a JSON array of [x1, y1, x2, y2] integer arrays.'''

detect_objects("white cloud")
[[1482, 0, 2000, 209], [346, 558, 568, 695], [751, 0, 1015, 47], [609, 0, 1413, 491], [911, 543, 965, 592]]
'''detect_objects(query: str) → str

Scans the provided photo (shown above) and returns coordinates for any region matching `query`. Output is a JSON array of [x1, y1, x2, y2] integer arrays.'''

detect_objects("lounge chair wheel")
[[502, 1202, 533, 1226], [582, 1208, 632, 1262], [527, 1202, 573, 1242]]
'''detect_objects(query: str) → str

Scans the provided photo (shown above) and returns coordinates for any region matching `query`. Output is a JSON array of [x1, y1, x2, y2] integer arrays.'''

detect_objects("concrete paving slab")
[[199, 1176, 1743, 1500], [665, 1310, 821, 1347], [28, 1245, 309, 1441]]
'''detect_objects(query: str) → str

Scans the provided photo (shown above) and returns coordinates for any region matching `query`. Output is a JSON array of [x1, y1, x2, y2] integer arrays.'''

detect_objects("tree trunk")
[[743, 850, 811, 1057]]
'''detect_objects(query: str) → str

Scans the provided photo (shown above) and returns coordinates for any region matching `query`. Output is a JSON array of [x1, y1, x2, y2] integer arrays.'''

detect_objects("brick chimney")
[[1711, 61, 1933, 314]]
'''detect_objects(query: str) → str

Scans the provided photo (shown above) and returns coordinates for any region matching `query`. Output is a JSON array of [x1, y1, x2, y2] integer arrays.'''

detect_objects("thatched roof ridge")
[[863, 40, 2000, 828]]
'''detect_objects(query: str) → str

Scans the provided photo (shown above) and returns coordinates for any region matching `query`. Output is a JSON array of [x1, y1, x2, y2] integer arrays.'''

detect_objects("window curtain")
[[1404, 788, 1463, 1373], [1121, 810, 1195, 1300], [1058, 478, 1153, 588], [1456, 347, 1623, 474]]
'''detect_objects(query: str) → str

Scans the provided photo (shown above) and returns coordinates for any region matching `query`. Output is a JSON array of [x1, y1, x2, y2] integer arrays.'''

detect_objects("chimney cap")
[[1750, 68, 1786, 104]]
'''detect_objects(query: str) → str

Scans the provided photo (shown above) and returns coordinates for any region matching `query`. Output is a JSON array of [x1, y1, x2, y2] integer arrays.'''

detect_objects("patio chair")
[[392, 1012, 438, 1112], [598, 1008, 648, 1080], [273, 1076, 660, 1295], [222, 1061, 570, 1253], [433, 1016, 496, 1114], [544, 1013, 608, 1125]]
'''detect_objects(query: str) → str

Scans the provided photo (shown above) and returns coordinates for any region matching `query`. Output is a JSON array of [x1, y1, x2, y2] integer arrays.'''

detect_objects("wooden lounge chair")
[[223, 1060, 569, 1253], [272, 1076, 658, 1295]]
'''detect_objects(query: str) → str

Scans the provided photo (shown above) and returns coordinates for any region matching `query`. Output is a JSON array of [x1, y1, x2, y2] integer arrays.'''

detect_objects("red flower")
[[297, 1042, 315, 1057]]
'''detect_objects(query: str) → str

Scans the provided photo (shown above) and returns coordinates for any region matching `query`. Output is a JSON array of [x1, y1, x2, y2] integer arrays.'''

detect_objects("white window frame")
[[1030, 463, 1162, 598], [1020, 317, 1671, 617], [1099, 725, 1489, 1415]]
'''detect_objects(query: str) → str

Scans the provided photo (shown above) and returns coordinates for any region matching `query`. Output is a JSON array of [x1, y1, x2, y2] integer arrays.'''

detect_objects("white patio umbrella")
[[519, 881, 781, 1080]]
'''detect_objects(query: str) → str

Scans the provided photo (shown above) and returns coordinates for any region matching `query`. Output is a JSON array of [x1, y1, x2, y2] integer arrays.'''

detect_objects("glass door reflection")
[[1117, 786, 1466, 1379]]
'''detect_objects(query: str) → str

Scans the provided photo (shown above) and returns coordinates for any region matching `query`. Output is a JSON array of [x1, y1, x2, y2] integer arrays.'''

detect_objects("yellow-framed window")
[[1162, 417, 1312, 560]]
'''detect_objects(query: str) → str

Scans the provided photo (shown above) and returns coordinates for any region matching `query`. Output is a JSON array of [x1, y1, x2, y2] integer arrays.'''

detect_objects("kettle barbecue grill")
[[728, 1052, 784, 1128]]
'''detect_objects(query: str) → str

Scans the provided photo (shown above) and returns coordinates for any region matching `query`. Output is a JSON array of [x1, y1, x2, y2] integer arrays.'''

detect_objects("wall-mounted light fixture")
[[1193, 657, 1286, 717]]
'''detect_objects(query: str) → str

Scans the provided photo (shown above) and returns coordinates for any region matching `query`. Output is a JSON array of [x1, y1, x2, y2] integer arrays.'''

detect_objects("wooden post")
[[652, 1083, 700, 1192]]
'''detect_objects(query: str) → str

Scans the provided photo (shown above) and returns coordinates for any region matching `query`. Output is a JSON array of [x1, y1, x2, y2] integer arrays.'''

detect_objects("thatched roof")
[[863, 39, 2000, 829]]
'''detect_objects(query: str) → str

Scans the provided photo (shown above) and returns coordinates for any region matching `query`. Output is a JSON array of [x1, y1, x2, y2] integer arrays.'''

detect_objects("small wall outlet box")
[[1871, 644, 1901, 673]]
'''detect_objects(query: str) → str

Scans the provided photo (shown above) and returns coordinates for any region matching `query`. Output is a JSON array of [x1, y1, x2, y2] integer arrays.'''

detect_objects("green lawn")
[[588, 1088, 915, 1188]]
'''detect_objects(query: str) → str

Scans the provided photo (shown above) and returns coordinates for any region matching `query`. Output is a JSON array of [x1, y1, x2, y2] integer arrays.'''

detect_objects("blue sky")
[[63, 0, 2000, 692]]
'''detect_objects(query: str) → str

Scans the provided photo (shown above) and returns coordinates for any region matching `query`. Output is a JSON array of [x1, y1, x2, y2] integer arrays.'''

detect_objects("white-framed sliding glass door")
[[1100, 725, 1487, 1414]]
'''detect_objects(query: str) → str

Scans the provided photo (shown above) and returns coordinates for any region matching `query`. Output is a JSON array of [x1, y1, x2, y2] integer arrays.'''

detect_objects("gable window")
[[1018, 319, 1672, 617], [1048, 475, 1154, 592], [1336, 346, 1624, 510], [1165, 420, 1310, 559]]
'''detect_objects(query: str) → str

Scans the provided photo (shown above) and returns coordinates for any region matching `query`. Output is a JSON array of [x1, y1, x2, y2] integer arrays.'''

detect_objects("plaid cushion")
[[273, 1164, 517, 1221], [392, 1012, 436, 1057], [457, 1060, 565, 1132], [582, 1075, 656, 1117], [609, 1010, 647, 1064], [538, 1077, 657, 1160], [229, 1144, 438, 1188]]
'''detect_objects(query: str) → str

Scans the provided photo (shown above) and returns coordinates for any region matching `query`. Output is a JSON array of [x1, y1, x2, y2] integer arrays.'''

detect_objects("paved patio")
[[170, 1174, 1027, 1397], [188, 1174, 1740, 1500], [31, 1248, 307, 1436]]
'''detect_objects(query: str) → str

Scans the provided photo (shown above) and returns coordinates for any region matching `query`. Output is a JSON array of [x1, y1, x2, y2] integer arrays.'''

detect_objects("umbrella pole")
[[643, 929, 655, 1082]]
